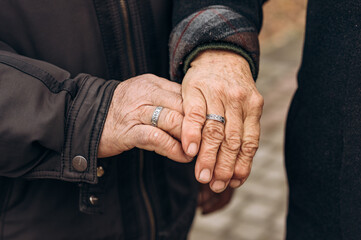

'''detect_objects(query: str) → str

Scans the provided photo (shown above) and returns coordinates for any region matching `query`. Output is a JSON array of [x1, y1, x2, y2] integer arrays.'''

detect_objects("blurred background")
[[189, 0, 307, 239]]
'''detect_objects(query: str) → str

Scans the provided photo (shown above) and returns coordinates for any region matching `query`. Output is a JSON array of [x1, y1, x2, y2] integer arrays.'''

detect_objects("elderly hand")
[[182, 50, 263, 193], [98, 74, 191, 163]]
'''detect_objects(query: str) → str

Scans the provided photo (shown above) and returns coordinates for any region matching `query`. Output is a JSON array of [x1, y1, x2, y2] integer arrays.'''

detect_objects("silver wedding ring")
[[206, 114, 225, 124], [151, 106, 164, 127]]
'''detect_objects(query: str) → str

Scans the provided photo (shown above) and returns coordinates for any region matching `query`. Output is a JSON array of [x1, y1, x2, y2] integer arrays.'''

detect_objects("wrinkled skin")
[[182, 50, 264, 193], [98, 74, 191, 163], [99, 49, 263, 210]]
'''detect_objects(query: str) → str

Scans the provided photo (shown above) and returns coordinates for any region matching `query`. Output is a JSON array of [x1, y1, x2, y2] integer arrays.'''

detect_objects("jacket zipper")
[[118, 1, 156, 240]]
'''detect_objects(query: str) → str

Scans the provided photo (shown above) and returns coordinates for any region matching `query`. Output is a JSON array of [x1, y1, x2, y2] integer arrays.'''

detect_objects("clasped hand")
[[99, 50, 263, 194]]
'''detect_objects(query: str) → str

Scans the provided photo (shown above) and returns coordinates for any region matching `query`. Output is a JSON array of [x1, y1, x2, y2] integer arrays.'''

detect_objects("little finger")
[[233, 115, 260, 182]]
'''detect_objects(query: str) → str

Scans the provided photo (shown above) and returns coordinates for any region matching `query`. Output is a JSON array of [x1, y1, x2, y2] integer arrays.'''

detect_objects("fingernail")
[[229, 179, 242, 188], [187, 142, 198, 156], [212, 180, 226, 192], [199, 169, 211, 182]]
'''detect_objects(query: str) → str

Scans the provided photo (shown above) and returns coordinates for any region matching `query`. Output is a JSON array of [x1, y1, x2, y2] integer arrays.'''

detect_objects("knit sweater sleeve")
[[169, 1, 266, 82]]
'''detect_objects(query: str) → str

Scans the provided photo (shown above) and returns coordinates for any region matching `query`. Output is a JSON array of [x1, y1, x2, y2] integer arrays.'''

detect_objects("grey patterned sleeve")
[[169, 5, 260, 82]]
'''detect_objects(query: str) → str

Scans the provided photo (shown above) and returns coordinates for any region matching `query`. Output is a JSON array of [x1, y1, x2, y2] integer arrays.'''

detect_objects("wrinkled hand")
[[98, 74, 191, 163], [198, 184, 234, 214], [182, 50, 264, 192]]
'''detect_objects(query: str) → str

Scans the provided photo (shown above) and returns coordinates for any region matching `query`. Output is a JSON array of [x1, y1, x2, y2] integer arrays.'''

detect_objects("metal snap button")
[[89, 195, 99, 206], [72, 155, 88, 172], [97, 166, 105, 177]]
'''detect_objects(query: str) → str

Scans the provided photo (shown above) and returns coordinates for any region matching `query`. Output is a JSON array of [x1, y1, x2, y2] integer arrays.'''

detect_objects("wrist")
[[191, 50, 250, 70], [188, 50, 252, 82]]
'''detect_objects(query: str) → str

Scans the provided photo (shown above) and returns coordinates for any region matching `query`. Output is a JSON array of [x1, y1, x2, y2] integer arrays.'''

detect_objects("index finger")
[[181, 87, 207, 157]]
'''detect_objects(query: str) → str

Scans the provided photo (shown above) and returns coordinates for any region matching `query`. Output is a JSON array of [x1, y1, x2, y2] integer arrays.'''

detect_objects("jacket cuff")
[[169, 5, 260, 82], [61, 76, 119, 184], [182, 42, 257, 79]]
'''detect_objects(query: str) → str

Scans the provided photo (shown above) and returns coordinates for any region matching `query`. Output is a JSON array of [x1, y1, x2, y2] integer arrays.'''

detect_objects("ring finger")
[[139, 106, 183, 141], [210, 108, 243, 192], [195, 98, 225, 185]]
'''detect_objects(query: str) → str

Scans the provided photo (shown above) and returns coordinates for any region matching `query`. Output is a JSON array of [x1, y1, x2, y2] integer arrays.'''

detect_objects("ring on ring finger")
[[206, 114, 225, 124], [151, 106, 164, 127]]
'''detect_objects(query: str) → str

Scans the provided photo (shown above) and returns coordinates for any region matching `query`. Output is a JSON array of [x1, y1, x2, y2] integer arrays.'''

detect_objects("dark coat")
[[285, 1, 361, 239], [0, 1, 262, 239]]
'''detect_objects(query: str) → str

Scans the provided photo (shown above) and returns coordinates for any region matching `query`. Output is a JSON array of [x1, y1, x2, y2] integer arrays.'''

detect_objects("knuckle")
[[241, 140, 259, 157], [224, 133, 241, 152], [141, 74, 162, 88], [219, 148, 237, 162], [166, 111, 182, 132], [187, 105, 206, 123], [203, 122, 224, 141], [143, 73, 156, 79], [230, 88, 246, 101], [166, 110, 182, 125], [214, 165, 234, 180], [137, 74, 151, 84], [250, 93, 264, 108]]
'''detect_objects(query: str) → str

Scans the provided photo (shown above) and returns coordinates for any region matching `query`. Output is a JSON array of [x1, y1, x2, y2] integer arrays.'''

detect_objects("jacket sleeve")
[[170, 0, 266, 82], [0, 42, 119, 184]]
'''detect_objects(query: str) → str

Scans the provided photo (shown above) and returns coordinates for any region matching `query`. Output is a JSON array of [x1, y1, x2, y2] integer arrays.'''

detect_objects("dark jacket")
[[0, 1, 262, 239], [285, 1, 361, 239]]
